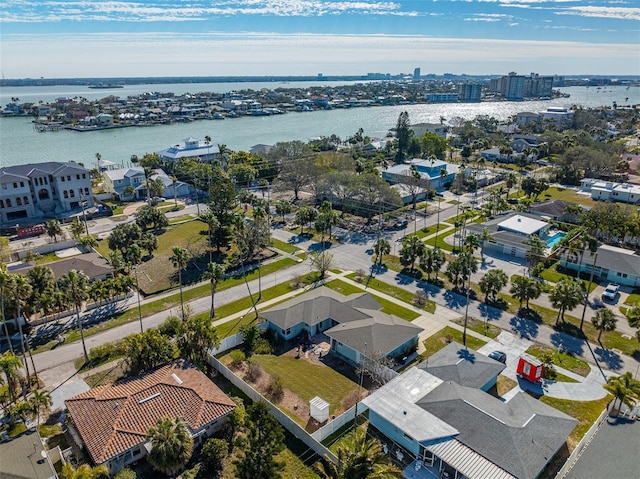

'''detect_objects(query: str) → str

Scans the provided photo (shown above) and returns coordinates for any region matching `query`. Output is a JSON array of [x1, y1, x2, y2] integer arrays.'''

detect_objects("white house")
[[156, 137, 220, 163], [580, 179, 640, 204]]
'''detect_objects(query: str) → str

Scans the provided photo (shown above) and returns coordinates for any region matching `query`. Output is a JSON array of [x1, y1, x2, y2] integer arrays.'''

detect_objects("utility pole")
[[135, 264, 143, 333], [579, 252, 598, 331], [354, 342, 367, 430]]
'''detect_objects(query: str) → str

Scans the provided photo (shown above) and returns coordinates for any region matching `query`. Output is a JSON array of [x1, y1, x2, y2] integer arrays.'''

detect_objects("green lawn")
[[540, 263, 598, 293], [540, 186, 597, 208], [420, 326, 487, 359], [424, 229, 457, 252], [270, 237, 306, 255], [33, 252, 62, 265], [451, 316, 501, 339], [325, 279, 420, 321], [624, 290, 640, 306], [526, 345, 590, 377], [540, 395, 611, 446], [251, 354, 359, 415], [345, 273, 436, 314], [167, 214, 194, 224]]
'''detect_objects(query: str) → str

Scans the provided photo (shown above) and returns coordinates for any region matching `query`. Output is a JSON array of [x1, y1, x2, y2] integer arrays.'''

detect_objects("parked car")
[[488, 351, 507, 364], [602, 283, 620, 301]]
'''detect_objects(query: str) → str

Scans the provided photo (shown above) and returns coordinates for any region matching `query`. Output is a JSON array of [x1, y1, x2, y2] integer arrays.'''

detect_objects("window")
[[0, 200, 4, 208], [20, 181, 24, 187], [61, 176, 65, 182], [616, 272, 628, 278], [13, 182, 17, 188], [67, 175, 71, 181], [77, 174, 80, 180], [82, 173, 86, 179], [63, 190, 68, 199], [403, 432, 414, 441], [16, 198, 22, 206], [69, 190, 75, 197], [23, 196, 29, 205], [84, 187, 89, 195], [6, 199, 11, 207]]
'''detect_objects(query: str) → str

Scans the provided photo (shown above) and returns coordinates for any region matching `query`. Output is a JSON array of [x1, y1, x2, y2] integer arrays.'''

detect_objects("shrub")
[[158, 314, 181, 337], [266, 376, 284, 402], [200, 438, 228, 478], [245, 361, 263, 383], [290, 274, 303, 289], [229, 350, 246, 368], [253, 337, 273, 355], [413, 290, 428, 307], [113, 468, 137, 479], [88, 340, 124, 366], [355, 269, 367, 282]]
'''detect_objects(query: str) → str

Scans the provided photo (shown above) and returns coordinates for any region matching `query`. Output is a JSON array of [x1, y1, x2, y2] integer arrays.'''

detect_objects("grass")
[[251, 354, 360, 414], [32, 252, 63, 265], [540, 186, 597, 208], [526, 345, 590, 377], [83, 361, 128, 387], [405, 222, 451, 240], [540, 263, 599, 293], [104, 201, 126, 215], [345, 273, 436, 314], [624, 290, 640, 306], [452, 316, 501, 339], [424, 229, 457, 252], [540, 395, 611, 448], [496, 375, 517, 397], [270, 237, 306, 255], [420, 326, 488, 359], [324, 279, 420, 321], [167, 214, 194, 224], [157, 204, 185, 214]]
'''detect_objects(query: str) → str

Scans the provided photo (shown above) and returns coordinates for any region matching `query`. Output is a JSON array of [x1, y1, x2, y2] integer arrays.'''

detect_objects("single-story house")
[[260, 287, 422, 365], [466, 212, 555, 259], [0, 429, 58, 479], [527, 199, 582, 223], [361, 365, 576, 479], [560, 243, 640, 288], [65, 359, 236, 475], [382, 158, 458, 192], [20, 252, 114, 282], [418, 341, 505, 392]]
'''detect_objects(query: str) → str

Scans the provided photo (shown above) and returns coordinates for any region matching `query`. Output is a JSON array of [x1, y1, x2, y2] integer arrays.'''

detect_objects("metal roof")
[[427, 439, 516, 479]]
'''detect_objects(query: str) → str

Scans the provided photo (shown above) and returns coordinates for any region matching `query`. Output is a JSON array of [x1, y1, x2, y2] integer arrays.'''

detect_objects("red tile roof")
[[66, 359, 235, 464]]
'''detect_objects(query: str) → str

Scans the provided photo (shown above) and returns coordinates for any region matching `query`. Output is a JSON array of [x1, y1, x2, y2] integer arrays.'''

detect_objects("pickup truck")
[[602, 283, 620, 301]]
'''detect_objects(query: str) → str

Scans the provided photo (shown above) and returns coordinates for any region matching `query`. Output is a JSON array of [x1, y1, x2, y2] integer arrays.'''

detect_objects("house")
[[411, 123, 448, 139], [260, 287, 422, 365], [65, 359, 236, 475], [361, 364, 576, 479], [510, 134, 539, 153], [515, 111, 541, 126], [382, 158, 458, 192], [539, 107, 574, 125], [580, 179, 640, 204], [20, 252, 115, 282], [527, 199, 582, 223], [156, 137, 220, 163], [466, 212, 556, 259], [102, 167, 194, 200], [0, 429, 59, 479], [560, 243, 640, 287], [0, 162, 94, 227]]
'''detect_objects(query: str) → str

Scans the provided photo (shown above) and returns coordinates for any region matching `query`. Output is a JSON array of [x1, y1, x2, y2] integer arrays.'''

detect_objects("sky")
[[1, 0, 639, 79]]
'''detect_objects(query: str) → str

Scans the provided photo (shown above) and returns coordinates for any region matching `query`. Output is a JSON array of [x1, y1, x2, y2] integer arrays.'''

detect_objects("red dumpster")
[[516, 354, 544, 382]]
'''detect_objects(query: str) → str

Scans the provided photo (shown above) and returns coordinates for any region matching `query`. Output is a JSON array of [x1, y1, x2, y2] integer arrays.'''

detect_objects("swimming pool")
[[546, 231, 566, 249]]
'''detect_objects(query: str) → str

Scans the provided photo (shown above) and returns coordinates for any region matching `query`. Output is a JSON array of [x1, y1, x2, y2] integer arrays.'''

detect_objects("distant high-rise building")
[[501, 72, 525, 101], [523, 73, 554, 97], [457, 83, 482, 102], [553, 75, 565, 87], [413, 68, 421, 79]]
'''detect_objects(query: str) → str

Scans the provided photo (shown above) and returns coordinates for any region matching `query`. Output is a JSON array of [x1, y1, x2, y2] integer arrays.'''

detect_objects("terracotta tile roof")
[[66, 359, 235, 465]]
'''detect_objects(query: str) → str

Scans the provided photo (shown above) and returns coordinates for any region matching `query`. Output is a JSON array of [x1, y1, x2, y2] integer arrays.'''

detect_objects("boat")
[[88, 83, 124, 89]]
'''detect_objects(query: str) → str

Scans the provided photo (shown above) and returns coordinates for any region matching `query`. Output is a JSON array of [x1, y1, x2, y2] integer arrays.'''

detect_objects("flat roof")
[[497, 214, 548, 235]]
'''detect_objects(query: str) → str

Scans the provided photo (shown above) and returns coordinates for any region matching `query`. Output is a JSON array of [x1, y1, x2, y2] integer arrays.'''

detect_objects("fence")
[[209, 323, 267, 356], [555, 406, 610, 479], [311, 404, 357, 442], [15, 239, 79, 258], [209, 356, 338, 463]]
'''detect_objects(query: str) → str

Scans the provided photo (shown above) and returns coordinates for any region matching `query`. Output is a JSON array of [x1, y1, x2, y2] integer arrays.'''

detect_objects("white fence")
[[15, 239, 78, 258], [209, 323, 267, 356], [311, 404, 358, 442], [555, 406, 610, 479], [209, 356, 338, 463]]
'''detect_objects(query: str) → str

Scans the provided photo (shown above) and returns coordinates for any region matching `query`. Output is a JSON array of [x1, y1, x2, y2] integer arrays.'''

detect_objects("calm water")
[[1, 85, 638, 168]]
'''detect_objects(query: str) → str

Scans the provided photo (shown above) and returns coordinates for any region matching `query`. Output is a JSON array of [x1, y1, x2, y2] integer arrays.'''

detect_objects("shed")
[[517, 354, 544, 382], [310, 396, 330, 423]]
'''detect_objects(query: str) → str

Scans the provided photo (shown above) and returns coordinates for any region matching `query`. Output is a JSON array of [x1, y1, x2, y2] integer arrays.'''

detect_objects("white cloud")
[[555, 6, 640, 21]]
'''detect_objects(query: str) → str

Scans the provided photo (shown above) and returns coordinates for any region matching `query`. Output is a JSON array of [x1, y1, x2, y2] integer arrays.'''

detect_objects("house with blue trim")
[[560, 243, 640, 288], [382, 158, 458, 193], [260, 287, 422, 365]]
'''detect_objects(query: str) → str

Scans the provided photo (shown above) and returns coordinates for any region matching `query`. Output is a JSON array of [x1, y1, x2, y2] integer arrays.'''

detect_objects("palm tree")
[[45, 220, 62, 243], [172, 175, 178, 206], [0, 352, 23, 403], [205, 262, 225, 319], [603, 372, 640, 416], [58, 270, 89, 363], [373, 238, 391, 265], [170, 247, 191, 320], [509, 275, 542, 309], [61, 463, 109, 479], [314, 429, 401, 479], [420, 247, 445, 281], [13, 274, 34, 384], [479, 269, 508, 303], [592, 308, 618, 343], [30, 389, 52, 427], [0, 271, 16, 353], [479, 228, 493, 261], [549, 278, 583, 325], [147, 417, 194, 476]]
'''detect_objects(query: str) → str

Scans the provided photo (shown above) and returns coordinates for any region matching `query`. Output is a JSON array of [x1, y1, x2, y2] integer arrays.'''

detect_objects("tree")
[[201, 437, 228, 478], [479, 228, 494, 261], [207, 174, 239, 250], [205, 262, 226, 319], [0, 236, 10, 262], [479, 269, 508, 303], [591, 308, 617, 343], [177, 315, 220, 368], [509, 275, 542, 309], [138, 231, 158, 258], [70, 217, 85, 239], [136, 204, 168, 231], [399, 235, 425, 272], [147, 417, 194, 476], [236, 217, 270, 261], [315, 201, 338, 242], [394, 111, 412, 163], [603, 372, 640, 416], [447, 251, 478, 289], [58, 270, 90, 363], [234, 401, 285, 479], [108, 222, 142, 253], [627, 303, 640, 341], [61, 464, 109, 479], [274, 199, 293, 223], [240, 323, 261, 357], [310, 250, 335, 280], [123, 330, 176, 375], [526, 235, 546, 273], [0, 352, 23, 403], [122, 185, 135, 199], [373, 238, 391, 265], [9, 399, 36, 425], [26, 265, 55, 314], [314, 429, 401, 479], [12, 274, 35, 381], [45, 220, 62, 243], [170, 247, 191, 319], [295, 206, 318, 235], [420, 247, 445, 281], [30, 388, 52, 427], [549, 278, 583, 325]]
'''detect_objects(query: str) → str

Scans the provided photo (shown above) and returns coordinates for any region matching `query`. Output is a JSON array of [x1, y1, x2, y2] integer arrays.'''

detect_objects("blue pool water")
[[546, 232, 566, 249]]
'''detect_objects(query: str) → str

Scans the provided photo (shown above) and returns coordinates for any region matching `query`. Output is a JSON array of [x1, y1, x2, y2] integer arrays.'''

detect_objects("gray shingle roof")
[[577, 244, 640, 277], [0, 161, 87, 178], [418, 341, 505, 389], [417, 381, 577, 479]]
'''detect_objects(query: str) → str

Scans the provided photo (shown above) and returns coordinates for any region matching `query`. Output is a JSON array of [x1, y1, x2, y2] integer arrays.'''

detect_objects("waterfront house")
[[103, 167, 194, 200], [510, 134, 539, 153], [156, 137, 219, 164], [0, 161, 93, 227], [361, 366, 576, 479], [560, 243, 640, 288], [260, 287, 422, 365], [515, 111, 541, 126], [65, 359, 236, 475], [382, 158, 458, 193], [411, 123, 448, 138]]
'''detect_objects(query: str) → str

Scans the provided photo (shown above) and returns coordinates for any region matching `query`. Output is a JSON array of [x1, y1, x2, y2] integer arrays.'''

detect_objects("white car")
[[602, 284, 620, 301]]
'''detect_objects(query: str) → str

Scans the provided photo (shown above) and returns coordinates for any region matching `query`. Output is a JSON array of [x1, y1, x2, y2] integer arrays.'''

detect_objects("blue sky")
[[1, 1, 638, 78]]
